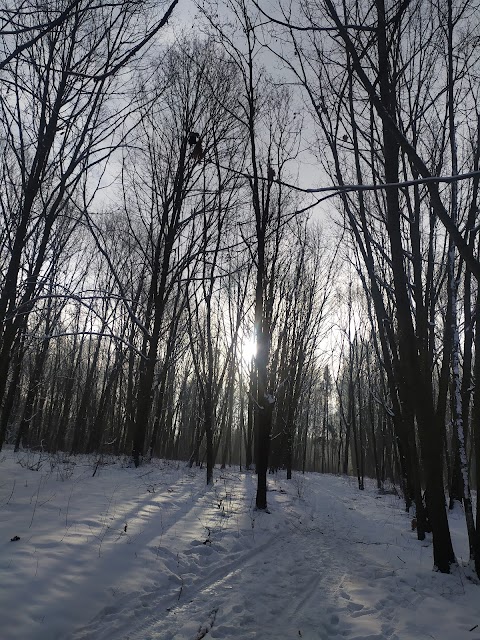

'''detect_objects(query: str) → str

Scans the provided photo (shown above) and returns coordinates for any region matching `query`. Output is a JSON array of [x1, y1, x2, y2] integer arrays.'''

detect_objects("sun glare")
[[242, 337, 257, 365]]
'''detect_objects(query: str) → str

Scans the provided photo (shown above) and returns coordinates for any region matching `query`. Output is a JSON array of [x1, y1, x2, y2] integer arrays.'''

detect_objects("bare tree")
[[0, 0, 178, 449]]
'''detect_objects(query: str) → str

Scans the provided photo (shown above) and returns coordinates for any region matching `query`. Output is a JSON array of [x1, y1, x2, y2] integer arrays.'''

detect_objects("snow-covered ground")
[[0, 447, 479, 640]]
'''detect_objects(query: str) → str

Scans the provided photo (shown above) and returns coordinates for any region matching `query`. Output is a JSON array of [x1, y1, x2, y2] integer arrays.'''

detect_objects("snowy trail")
[[65, 472, 478, 640], [1, 451, 480, 640]]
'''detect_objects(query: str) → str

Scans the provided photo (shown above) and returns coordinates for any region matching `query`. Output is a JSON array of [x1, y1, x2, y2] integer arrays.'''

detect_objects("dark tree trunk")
[[245, 362, 255, 470], [375, 0, 454, 570], [15, 340, 49, 451], [0, 335, 24, 449]]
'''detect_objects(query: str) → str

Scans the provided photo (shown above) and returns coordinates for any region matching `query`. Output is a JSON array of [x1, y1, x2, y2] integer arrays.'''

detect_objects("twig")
[[29, 478, 42, 528], [65, 484, 74, 528], [2, 479, 15, 506], [92, 457, 101, 477], [194, 608, 218, 640]]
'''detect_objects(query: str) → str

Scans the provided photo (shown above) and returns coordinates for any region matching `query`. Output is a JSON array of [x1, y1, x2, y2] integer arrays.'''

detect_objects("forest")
[[1, 0, 480, 581]]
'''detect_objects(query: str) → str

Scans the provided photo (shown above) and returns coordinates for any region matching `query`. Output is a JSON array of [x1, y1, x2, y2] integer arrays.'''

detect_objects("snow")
[[1, 448, 479, 640]]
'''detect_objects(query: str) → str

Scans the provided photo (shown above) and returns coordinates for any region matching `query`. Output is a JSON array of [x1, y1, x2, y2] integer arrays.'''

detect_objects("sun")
[[241, 336, 257, 367]]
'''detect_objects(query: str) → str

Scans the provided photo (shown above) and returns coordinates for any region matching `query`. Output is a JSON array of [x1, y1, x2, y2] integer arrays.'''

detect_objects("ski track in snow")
[[1, 450, 479, 640]]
